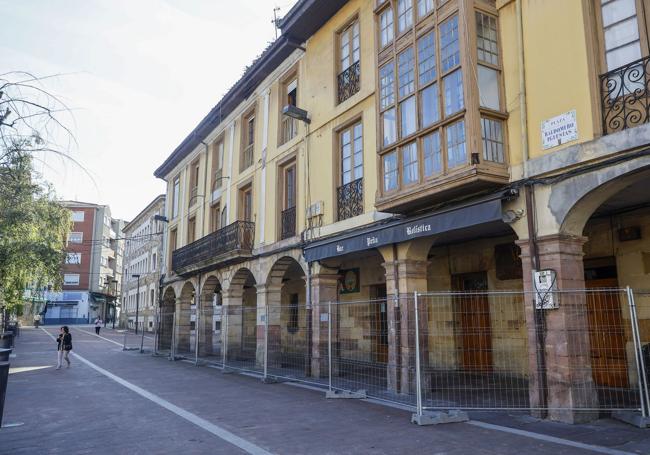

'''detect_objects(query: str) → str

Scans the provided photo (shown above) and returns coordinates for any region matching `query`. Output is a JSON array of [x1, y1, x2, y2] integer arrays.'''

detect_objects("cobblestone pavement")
[[1, 326, 648, 455]]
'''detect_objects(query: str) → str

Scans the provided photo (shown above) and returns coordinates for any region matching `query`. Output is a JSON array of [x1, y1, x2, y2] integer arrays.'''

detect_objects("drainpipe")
[[391, 243, 401, 392], [517, 0, 548, 415], [306, 261, 312, 376]]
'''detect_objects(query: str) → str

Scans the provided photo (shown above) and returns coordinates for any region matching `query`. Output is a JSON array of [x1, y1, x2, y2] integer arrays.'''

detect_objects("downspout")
[[306, 261, 312, 376], [200, 140, 210, 238], [391, 243, 401, 392], [517, 0, 548, 415]]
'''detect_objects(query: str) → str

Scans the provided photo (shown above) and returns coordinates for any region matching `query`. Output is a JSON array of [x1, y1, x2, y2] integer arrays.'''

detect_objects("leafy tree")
[[0, 72, 75, 323]]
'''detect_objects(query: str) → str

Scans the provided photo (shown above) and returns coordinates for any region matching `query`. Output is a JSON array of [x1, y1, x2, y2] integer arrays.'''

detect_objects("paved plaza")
[[1, 326, 649, 454]]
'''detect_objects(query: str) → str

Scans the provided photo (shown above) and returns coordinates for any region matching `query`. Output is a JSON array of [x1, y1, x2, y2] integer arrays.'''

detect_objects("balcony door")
[[280, 163, 296, 239], [337, 121, 364, 221], [239, 185, 253, 222]]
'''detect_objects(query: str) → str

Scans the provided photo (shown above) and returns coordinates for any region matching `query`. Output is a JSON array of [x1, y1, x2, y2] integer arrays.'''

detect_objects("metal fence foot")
[[411, 410, 468, 426], [326, 389, 367, 399], [612, 411, 650, 428], [262, 376, 279, 384]]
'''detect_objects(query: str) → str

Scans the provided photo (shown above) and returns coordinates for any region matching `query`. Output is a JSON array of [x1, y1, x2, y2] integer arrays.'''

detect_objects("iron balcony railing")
[[241, 144, 254, 171], [280, 206, 296, 240], [171, 220, 255, 273], [337, 178, 363, 221], [337, 60, 361, 104], [600, 55, 650, 135]]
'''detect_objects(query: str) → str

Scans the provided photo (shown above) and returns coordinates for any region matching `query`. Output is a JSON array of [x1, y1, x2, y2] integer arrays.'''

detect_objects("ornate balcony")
[[601, 55, 650, 135], [337, 178, 363, 221], [171, 221, 255, 275], [281, 206, 296, 240], [337, 61, 360, 104]]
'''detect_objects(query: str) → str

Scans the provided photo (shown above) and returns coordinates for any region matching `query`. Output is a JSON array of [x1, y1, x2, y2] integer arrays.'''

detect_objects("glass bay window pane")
[[400, 96, 417, 137], [417, 31, 436, 85], [383, 108, 397, 146], [383, 152, 398, 191], [446, 120, 466, 168], [402, 142, 419, 185], [398, 0, 413, 33], [380, 62, 395, 109], [443, 69, 464, 116], [380, 8, 394, 47], [423, 131, 441, 176], [398, 47, 415, 98], [421, 83, 439, 127], [478, 66, 500, 110], [418, 0, 434, 18], [440, 15, 460, 72]]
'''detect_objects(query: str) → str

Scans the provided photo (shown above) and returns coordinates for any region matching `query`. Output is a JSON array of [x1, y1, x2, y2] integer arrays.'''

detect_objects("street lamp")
[[133, 274, 141, 334]]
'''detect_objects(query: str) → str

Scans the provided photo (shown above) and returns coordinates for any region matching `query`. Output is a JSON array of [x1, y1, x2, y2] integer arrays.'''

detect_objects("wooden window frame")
[[211, 136, 225, 191], [240, 105, 256, 172], [279, 69, 300, 146], [171, 175, 180, 220], [187, 215, 197, 244], [338, 120, 364, 187], [593, 0, 650, 74], [336, 14, 362, 104], [188, 158, 200, 208], [210, 203, 221, 233], [375, 0, 508, 198], [238, 182, 253, 222]]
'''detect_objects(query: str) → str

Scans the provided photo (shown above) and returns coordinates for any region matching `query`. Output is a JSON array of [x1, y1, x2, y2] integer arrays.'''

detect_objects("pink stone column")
[[518, 234, 598, 423], [309, 270, 339, 378]]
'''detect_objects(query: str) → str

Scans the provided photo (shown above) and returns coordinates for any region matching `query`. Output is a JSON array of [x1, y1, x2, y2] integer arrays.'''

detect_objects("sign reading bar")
[[541, 110, 578, 150]]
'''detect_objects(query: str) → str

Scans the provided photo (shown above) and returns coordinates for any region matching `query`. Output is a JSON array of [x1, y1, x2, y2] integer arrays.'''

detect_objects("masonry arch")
[[552, 159, 650, 236], [265, 256, 307, 374], [198, 275, 222, 358], [226, 267, 257, 365]]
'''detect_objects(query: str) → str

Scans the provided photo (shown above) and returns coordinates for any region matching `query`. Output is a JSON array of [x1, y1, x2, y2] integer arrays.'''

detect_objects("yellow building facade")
[[155, 0, 650, 423]]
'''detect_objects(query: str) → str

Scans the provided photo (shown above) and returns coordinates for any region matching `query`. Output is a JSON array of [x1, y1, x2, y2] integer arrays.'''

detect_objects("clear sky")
[[0, 0, 296, 221]]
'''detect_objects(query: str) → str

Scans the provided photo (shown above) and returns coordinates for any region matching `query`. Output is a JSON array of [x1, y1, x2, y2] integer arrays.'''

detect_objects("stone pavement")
[[1, 326, 649, 455]]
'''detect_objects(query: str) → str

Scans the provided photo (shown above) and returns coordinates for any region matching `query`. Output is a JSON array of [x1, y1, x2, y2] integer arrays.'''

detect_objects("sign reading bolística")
[[541, 110, 578, 150]]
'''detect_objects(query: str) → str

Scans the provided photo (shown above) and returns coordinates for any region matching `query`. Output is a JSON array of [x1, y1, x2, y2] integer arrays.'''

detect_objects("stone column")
[[256, 284, 282, 369], [221, 288, 243, 361], [517, 234, 598, 423], [175, 296, 192, 355], [383, 259, 429, 395], [198, 294, 214, 357], [310, 266, 339, 378]]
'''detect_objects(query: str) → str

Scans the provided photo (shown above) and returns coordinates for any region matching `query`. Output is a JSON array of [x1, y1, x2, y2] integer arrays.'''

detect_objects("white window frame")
[[64, 274, 80, 285]]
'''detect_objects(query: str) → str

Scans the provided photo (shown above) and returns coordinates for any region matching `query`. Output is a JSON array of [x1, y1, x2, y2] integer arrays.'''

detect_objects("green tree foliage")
[[0, 72, 76, 314], [0, 144, 71, 311]]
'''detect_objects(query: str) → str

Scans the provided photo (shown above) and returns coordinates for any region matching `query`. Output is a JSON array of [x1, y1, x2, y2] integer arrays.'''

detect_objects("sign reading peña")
[[541, 110, 578, 150]]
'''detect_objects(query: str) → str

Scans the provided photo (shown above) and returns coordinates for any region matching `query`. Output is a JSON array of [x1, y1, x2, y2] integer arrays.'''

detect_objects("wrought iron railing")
[[281, 116, 298, 144], [337, 61, 361, 104], [171, 220, 255, 273], [337, 178, 363, 221], [281, 206, 296, 240], [240, 144, 254, 171], [600, 55, 650, 134]]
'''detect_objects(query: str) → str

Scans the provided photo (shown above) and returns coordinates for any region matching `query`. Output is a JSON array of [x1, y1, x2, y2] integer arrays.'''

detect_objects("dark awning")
[[303, 194, 508, 262]]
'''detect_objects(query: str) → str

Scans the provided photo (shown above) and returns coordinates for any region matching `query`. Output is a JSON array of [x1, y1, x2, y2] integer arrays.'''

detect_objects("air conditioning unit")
[[306, 201, 324, 219]]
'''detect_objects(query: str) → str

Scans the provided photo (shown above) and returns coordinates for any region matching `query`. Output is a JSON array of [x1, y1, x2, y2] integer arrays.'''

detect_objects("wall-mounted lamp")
[[282, 105, 311, 124]]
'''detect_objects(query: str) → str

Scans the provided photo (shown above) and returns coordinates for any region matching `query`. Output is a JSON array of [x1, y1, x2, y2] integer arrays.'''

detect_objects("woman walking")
[[56, 326, 72, 369]]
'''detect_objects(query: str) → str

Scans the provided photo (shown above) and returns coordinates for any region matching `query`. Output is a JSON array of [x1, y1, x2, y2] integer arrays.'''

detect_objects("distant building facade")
[[44, 201, 124, 325], [121, 195, 166, 332]]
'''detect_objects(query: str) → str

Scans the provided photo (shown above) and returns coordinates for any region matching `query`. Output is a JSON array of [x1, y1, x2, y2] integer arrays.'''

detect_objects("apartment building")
[[45, 201, 124, 325], [154, 0, 650, 423], [121, 195, 166, 332]]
